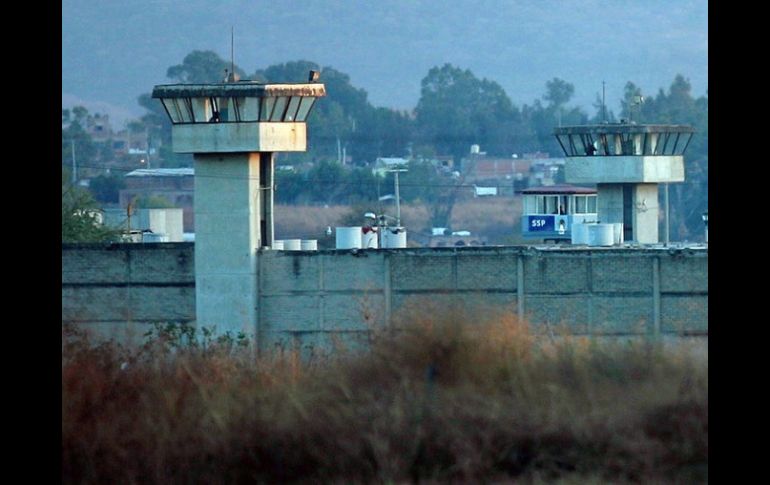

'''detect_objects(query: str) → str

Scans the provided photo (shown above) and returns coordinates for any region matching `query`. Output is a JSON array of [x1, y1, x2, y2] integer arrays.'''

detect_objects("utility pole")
[[663, 184, 669, 246], [71, 139, 77, 184], [602, 80, 606, 123], [126, 200, 132, 238], [386, 167, 408, 227]]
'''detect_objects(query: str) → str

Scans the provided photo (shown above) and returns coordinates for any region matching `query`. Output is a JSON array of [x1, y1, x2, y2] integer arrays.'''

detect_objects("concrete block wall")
[[257, 246, 708, 354], [62, 243, 195, 343], [62, 244, 707, 350]]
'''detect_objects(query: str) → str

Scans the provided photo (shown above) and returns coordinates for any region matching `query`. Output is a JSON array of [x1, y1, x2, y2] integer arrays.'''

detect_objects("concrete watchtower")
[[554, 123, 694, 243], [152, 79, 326, 338]]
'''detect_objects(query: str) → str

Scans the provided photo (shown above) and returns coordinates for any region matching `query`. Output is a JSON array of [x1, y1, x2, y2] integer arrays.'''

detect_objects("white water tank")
[[586, 224, 614, 246], [362, 230, 379, 249], [143, 232, 169, 243], [571, 223, 588, 245], [301, 239, 318, 250], [612, 223, 624, 245], [382, 228, 407, 248], [272, 240, 285, 250], [284, 238, 302, 251], [336, 227, 362, 249]]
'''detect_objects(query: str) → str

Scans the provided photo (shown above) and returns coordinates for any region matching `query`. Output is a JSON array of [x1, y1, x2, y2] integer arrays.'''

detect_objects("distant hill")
[[62, 0, 707, 125]]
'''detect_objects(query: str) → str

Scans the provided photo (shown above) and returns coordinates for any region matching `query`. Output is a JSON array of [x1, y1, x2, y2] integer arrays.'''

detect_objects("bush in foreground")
[[62, 307, 707, 483]]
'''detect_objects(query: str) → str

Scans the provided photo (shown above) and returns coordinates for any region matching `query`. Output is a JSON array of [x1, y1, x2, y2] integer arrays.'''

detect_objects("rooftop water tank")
[[284, 239, 302, 251], [382, 228, 407, 248], [586, 224, 614, 246], [571, 223, 588, 245], [612, 223, 624, 245], [336, 227, 362, 249], [143, 232, 169, 243], [301, 239, 318, 250]]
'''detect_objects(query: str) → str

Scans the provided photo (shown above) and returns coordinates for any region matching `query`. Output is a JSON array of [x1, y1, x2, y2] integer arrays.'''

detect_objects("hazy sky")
[[62, 0, 707, 129]]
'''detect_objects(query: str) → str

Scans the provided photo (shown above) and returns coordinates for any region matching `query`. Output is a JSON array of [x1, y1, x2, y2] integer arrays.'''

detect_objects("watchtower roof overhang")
[[554, 123, 695, 158], [554, 124, 694, 136], [152, 81, 326, 127], [152, 82, 326, 99]]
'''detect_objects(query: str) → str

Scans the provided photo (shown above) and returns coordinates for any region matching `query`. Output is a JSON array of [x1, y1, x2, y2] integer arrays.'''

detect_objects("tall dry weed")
[[62, 307, 707, 483]]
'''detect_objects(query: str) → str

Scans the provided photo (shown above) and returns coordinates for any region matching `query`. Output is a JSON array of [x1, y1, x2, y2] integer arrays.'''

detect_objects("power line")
[[65, 161, 709, 190], [66, 162, 502, 190]]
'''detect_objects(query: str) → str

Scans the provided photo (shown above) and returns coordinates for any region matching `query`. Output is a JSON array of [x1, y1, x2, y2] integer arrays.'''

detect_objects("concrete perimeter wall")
[[62, 243, 195, 344], [62, 244, 707, 350]]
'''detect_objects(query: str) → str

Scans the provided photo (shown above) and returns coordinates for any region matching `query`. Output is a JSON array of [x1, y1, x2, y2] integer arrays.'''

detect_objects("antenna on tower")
[[602, 80, 607, 123], [223, 27, 236, 82]]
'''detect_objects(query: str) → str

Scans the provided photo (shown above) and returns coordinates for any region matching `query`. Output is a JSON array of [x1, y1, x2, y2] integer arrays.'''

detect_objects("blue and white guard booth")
[[521, 184, 598, 242]]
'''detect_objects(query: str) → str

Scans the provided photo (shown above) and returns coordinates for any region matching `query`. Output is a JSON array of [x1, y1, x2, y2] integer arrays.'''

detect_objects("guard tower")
[[554, 123, 694, 243], [153, 79, 326, 337]]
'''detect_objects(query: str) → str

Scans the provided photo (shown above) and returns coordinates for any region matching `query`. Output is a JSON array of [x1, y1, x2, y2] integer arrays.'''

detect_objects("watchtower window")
[[284, 96, 301, 121], [523, 195, 536, 214], [545, 196, 558, 214], [559, 196, 568, 214], [260, 97, 276, 120], [574, 196, 587, 214], [295, 97, 316, 122], [587, 195, 597, 213], [270, 96, 289, 121]]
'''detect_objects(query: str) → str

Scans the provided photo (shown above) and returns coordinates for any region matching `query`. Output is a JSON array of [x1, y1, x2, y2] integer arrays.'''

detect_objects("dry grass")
[[62, 306, 707, 483], [274, 204, 349, 239], [274, 197, 522, 242]]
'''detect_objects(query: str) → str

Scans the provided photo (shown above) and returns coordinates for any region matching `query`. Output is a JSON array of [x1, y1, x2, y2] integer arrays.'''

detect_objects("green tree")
[[543, 77, 574, 110], [619, 81, 645, 121], [307, 160, 346, 204], [311, 67, 370, 162], [255, 61, 372, 162], [137, 93, 171, 151], [589, 93, 616, 124], [167, 50, 247, 83], [640, 75, 708, 240], [522, 78, 588, 156], [89, 173, 125, 203], [253, 60, 320, 86], [62, 107, 97, 177], [136, 51, 246, 168], [387, 160, 463, 230], [275, 169, 305, 204], [352, 107, 413, 163], [346, 166, 380, 204], [62, 170, 120, 243], [615, 75, 707, 241], [415, 64, 518, 163]]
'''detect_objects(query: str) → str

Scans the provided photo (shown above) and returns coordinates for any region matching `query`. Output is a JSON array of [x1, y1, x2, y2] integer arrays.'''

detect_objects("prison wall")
[[62, 243, 196, 343], [62, 244, 707, 349]]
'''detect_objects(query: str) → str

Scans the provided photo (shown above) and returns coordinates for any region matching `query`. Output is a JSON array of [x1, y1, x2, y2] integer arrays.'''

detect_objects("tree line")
[[63, 50, 707, 240], [132, 51, 706, 166]]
